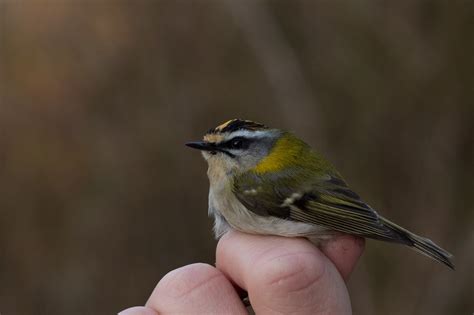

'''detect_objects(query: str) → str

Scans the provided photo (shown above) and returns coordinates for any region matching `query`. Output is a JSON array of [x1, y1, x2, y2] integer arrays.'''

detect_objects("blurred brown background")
[[0, 1, 473, 314]]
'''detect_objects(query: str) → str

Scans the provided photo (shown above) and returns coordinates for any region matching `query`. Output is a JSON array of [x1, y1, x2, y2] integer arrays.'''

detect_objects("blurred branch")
[[221, 1, 320, 134]]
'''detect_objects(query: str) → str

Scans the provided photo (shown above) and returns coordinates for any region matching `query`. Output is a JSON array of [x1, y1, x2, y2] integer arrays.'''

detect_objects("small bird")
[[186, 119, 454, 269]]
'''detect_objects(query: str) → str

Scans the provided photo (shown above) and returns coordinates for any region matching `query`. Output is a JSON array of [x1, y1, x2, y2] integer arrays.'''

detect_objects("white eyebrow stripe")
[[226, 130, 268, 139]]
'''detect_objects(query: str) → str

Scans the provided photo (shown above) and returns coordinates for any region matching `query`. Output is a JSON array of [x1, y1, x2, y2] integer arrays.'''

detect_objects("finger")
[[146, 263, 247, 315], [216, 231, 351, 314], [319, 235, 365, 281], [118, 306, 158, 315]]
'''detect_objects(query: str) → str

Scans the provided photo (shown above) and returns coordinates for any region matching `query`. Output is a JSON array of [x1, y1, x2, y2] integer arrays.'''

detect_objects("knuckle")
[[252, 251, 325, 297]]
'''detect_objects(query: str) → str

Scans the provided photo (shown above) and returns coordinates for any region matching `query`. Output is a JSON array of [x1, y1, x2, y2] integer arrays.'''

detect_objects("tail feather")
[[381, 218, 454, 270]]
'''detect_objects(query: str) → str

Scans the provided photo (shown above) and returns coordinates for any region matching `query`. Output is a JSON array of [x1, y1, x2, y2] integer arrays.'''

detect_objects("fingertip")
[[147, 263, 246, 314], [320, 235, 365, 281], [148, 263, 219, 304], [118, 306, 158, 315]]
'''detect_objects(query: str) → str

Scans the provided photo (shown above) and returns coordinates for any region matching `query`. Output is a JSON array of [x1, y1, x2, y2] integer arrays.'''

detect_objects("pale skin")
[[119, 230, 364, 315]]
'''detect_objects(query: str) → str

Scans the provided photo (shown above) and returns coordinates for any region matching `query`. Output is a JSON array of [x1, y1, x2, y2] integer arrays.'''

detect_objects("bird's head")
[[187, 119, 299, 178], [186, 119, 314, 183]]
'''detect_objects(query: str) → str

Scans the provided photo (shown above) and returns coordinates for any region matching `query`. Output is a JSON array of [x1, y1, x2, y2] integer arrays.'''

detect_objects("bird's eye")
[[228, 137, 248, 150], [232, 139, 243, 148]]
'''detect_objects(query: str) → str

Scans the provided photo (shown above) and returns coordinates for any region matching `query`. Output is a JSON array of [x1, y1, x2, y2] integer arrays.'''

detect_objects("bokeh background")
[[1, 1, 473, 314]]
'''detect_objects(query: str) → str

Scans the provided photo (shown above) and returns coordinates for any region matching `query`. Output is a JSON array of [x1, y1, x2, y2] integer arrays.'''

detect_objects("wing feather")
[[233, 164, 454, 268], [233, 171, 408, 243]]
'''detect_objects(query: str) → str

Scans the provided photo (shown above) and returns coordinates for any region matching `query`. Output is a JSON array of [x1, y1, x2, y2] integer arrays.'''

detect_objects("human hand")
[[119, 230, 364, 314]]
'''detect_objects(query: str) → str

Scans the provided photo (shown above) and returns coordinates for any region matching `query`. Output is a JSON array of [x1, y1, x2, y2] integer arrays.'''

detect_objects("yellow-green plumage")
[[253, 133, 339, 176]]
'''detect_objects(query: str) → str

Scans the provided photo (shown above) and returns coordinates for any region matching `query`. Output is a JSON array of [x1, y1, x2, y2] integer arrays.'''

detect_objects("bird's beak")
[[185, 141, 217, 152]]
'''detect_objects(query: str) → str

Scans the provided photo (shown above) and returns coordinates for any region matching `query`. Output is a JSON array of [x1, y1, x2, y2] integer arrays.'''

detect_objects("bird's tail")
[[381, 217, 455, 270]]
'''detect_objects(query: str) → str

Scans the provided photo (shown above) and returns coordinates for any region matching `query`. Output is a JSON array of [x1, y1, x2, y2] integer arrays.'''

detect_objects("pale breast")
[[208, 174, 328, 239]]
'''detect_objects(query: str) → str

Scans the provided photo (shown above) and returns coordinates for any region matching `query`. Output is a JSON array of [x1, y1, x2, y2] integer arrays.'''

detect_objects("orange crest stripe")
[[215, 119, 236, 132]]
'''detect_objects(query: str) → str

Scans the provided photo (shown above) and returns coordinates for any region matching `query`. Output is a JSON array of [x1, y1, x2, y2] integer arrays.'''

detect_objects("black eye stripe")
[[220, 137, 251, 150]]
